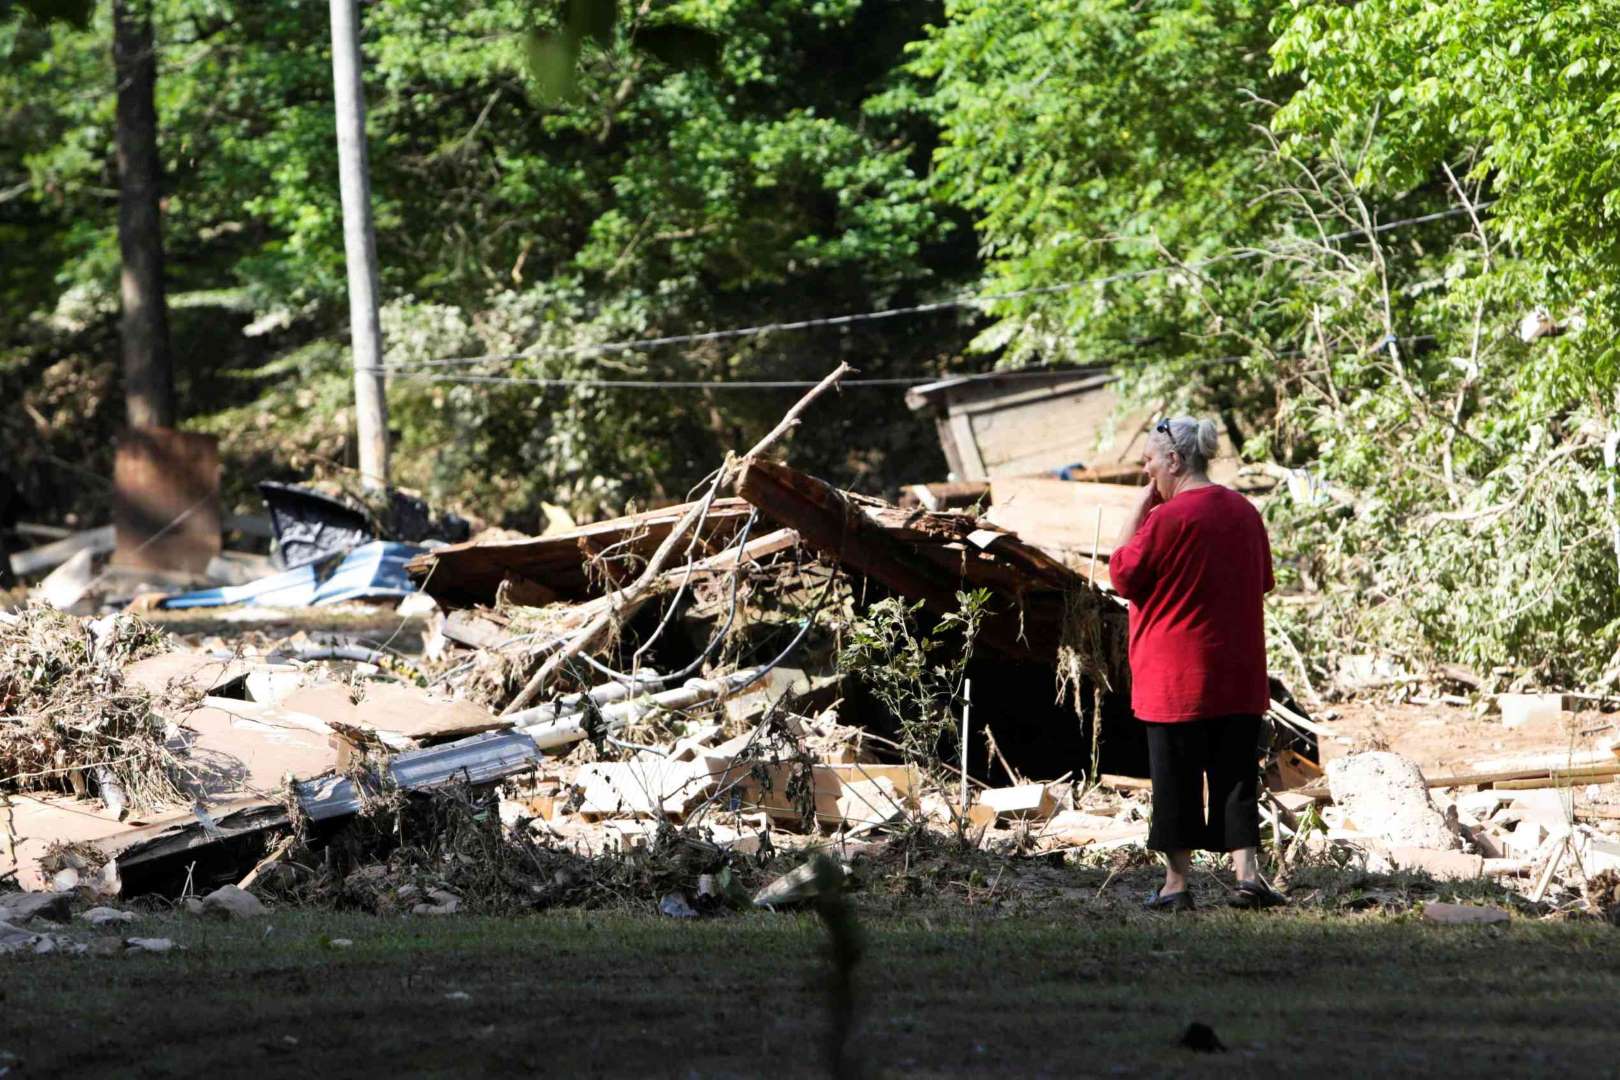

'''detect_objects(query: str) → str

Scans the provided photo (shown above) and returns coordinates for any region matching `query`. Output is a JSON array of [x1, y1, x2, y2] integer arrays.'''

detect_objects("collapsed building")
[[4, 367, 1613, 926]]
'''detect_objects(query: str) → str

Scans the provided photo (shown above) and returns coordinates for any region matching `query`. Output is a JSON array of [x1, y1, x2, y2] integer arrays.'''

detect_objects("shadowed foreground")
[[4, 906, 1618, 1077]]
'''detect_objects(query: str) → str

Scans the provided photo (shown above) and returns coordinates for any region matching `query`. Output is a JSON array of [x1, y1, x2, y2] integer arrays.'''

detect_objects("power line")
[[375, 352, 1262, 391], [383, 203, 1492, 374], [377, 330, 1443, 392]]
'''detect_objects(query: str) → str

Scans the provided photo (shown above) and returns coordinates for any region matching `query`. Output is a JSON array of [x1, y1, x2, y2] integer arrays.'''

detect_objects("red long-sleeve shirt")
[[1107, 485, 1274, 722]]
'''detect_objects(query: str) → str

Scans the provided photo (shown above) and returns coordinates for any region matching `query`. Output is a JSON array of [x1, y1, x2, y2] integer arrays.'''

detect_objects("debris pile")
[[7, 366, 1617, 929], [0, 604, 184, 810], [1, 366, 1150, 910]]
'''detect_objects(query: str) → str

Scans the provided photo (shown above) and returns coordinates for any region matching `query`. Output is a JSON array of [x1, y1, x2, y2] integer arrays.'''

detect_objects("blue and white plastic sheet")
[[161, 541, 424, 610]]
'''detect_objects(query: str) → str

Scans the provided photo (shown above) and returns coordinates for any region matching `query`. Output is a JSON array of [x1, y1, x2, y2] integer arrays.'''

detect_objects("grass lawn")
[[4, 898, 1618, 1078]]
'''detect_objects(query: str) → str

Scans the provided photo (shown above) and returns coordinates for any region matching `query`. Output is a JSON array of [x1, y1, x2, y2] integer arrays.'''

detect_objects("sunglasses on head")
[[1155, 419, 1172, 436]]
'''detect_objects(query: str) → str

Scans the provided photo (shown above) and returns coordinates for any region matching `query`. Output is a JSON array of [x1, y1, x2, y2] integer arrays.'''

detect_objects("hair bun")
[[1195, 419, 1219, 460]]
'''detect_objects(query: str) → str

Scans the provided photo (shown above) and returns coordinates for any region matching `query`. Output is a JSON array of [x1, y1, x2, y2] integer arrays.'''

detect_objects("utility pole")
[[328, 0, 389, 491]]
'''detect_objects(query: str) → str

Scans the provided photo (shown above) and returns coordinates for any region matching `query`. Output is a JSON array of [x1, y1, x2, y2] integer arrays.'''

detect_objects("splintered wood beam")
[[735, 458, 1041, 660], [405, 498, 753, 608]]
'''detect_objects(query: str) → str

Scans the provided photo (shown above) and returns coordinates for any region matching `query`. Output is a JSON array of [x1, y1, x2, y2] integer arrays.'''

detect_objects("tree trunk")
[[113, 0, 174, 429]]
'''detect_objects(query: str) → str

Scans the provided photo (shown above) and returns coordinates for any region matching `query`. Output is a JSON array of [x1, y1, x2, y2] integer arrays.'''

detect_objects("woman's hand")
[[1115, 479, 1162, 548]]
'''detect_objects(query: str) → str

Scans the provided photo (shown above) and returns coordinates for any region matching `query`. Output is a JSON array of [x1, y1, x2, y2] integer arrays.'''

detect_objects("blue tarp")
[[161, 541, 425, 610]]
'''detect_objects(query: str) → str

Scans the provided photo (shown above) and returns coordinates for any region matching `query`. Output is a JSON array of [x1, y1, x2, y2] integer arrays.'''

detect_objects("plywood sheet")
[[280, 683, 506, 743], [123, 653, 263, 699], [172, 703, 340, 799], [984, 477, 1143, 559], [112, 427, 221, 575]]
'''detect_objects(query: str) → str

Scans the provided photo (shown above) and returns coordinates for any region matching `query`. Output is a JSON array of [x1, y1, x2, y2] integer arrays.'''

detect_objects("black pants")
[[1144, 715, 1262, 854]]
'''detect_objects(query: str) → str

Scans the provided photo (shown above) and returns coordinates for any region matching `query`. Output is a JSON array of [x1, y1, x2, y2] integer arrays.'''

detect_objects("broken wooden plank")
[[8, 525, 116, 578], [1492, 769, 1620, 790], [736, 458, 1058, 660], [405, 497, 754, 609], [978, 784, 1058, 821]]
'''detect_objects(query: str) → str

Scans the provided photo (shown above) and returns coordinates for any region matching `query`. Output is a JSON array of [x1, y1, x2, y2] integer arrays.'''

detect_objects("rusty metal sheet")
[[112, 427, 221, 576]]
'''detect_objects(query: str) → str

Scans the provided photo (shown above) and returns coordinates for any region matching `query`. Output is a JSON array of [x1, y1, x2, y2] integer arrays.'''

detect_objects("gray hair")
[[1153, 415, 1220, 473]]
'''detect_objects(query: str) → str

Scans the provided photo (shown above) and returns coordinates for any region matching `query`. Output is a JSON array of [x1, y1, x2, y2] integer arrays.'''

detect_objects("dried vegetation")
[[0, 603, 184, 809]]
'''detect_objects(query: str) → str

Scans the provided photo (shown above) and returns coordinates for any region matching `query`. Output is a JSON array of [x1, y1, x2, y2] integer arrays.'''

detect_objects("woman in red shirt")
[[1108, 416, 1284, 912]]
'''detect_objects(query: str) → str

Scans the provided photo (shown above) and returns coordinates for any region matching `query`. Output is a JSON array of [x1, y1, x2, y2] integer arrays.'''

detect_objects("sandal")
[[1230, 880, 1288, 909], [1142, 888, 1195, 913]]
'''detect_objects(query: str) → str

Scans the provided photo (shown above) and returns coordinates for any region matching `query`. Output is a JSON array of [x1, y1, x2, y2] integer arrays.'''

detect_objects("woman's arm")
[[1114, 480, 1162, 550], [1107, 482, 1163, 602]]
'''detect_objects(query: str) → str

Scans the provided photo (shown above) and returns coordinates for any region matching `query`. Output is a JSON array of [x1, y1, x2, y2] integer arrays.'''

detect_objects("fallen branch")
[[500, 363, 851, 713]]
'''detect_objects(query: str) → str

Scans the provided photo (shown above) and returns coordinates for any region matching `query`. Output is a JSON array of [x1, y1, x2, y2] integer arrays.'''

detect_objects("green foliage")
[[905, 0, 1620, 688], [836, 589, 989, 771], [1271, 0, 1620, 388], [1, 0, 967, 526], [898, 0, 1296, 369]]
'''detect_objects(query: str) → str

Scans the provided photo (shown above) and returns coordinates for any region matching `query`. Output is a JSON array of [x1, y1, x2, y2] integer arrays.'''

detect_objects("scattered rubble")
[[6, 369, 1620, 928], [0, 918, 85, 956]]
